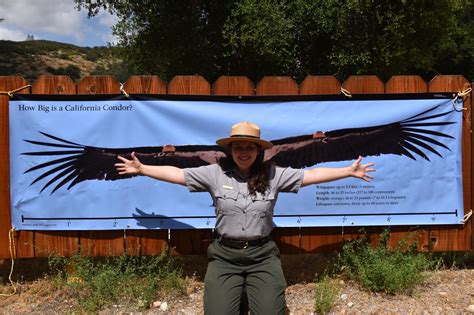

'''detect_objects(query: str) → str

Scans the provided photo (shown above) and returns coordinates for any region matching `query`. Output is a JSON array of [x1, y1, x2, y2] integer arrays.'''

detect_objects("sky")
[[0, 0, 118, 47]]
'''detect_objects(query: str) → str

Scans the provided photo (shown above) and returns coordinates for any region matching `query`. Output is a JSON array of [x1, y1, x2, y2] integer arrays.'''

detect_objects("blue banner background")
[[9, 97, 464, 230]]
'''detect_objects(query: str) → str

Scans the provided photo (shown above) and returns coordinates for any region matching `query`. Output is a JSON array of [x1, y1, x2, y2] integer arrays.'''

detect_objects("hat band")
[[230, 135, 260, 139]]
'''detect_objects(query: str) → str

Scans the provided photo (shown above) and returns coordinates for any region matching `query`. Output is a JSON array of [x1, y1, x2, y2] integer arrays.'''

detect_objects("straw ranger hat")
[[216, 121, 273, 149]]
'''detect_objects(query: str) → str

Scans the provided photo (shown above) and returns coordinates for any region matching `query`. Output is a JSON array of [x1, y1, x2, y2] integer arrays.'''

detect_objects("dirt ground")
[[0, 256, 473, 314]]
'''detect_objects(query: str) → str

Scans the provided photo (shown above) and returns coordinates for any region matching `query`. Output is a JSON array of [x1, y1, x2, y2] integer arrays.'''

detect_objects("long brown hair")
[[218, 147, 271, 196]]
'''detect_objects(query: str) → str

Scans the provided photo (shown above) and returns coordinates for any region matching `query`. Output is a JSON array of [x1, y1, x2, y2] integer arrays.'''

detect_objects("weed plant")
[[338, 230, 433, 295], [48, 252, 185, 312], [314, 275, 340, 314]]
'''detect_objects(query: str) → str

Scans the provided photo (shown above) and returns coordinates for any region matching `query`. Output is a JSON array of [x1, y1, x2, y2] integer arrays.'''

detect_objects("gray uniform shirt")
[[183, 164, 304, 240]]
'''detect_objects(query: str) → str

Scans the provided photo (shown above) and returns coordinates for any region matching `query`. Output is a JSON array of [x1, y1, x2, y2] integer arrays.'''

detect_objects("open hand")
[[349, 156, 375, 182], [115, 152, 142, 175]]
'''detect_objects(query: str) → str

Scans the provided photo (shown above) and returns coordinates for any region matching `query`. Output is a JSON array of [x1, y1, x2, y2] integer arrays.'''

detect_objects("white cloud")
[[98, 11, 118, 28], [0, 0, 84, 37], [0, 26, 27, 41], [0, 0, 118, 46]]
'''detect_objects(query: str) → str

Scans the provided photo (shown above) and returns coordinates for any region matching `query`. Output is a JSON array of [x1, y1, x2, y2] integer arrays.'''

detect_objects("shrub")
[[314, 275, 340, 314], [49, 253, 185, 312], [338, 229, 433, 295]]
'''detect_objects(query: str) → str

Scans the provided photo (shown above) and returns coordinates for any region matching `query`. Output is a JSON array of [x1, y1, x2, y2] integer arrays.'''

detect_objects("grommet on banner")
[[460, 209, 472, 224], [0, 85, 31, 98], [340, 87, 352, 98], [0, 228, 17, 297], [119, 83, 130, 98], [452, 87, 471, 112]]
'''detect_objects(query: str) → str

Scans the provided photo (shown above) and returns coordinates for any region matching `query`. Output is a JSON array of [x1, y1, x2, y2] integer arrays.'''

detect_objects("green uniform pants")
[[204, 239, 287, 315]]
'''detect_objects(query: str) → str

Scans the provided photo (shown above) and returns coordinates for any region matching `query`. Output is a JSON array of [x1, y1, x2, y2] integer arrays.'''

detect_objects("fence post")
[[30, 75, 80, 257], [0, 76, 35, 259], [168, 75, 210, 95], [76, 75, 125, 256], [122, 75, 168, 256], [256, 76, 298, 95], [428, 75, 472, 251], [168, 75, 213, 255]]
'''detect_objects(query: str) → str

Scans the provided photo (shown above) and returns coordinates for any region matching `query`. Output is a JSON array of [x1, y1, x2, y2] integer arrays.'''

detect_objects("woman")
[[115, 121, 375, 314]]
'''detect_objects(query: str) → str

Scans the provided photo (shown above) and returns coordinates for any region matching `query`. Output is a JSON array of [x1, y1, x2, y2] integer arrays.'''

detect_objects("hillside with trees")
[[0, 39, 127, 82]]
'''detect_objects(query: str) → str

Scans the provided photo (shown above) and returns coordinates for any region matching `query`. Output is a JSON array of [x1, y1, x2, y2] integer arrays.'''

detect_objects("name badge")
[[222, 185, 234, 190]]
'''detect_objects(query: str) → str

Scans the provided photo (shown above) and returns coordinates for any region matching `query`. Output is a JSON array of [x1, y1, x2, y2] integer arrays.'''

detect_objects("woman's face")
[[230, 141, 260, 174]]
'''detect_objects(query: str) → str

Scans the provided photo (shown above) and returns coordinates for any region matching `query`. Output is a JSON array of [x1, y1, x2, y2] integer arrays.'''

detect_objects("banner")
[[9, 94, 464, 230]]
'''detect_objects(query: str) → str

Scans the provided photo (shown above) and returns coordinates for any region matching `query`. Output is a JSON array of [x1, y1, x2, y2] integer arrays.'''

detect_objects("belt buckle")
[[243, 241, 249, 249]]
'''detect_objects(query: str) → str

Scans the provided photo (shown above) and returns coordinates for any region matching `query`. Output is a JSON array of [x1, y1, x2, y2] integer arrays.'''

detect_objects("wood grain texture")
[[342, 75, 385, 94], [34, 231, 80, 257], [428, 75, 471, 251], [212, 76, 255, 95], [0, 77, 32, 259], [170, 229, 213, 255], [77, 75, 120, 94], [385, 75, 428, 93], [30, 75, 80, 257], [124, 76, 167, 94], [79, 231, 125, 256], [31, 75, 76, 94], [256, 76, 298, 95], [168, 76, 210, 95], [126, 230, 168, 256], [299, 75, 341, 95]]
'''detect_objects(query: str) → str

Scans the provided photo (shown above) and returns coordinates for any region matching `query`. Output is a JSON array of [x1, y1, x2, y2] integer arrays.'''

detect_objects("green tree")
[[74, 0, 473, 82]]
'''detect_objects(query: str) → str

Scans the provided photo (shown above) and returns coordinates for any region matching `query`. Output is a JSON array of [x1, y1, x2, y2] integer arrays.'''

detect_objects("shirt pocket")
[[251, 191, 276, 214], [214, 190, 240, 215]]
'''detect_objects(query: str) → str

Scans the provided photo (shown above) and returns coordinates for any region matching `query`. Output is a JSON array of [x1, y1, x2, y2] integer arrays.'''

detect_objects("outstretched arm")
[[115, 152, 186, 186], [301, 156, 375, 187]]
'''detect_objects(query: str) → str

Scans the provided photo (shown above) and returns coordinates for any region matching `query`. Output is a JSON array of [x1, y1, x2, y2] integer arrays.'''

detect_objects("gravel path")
[[0, 268, 473, 314], [166, 269, 474, 314]]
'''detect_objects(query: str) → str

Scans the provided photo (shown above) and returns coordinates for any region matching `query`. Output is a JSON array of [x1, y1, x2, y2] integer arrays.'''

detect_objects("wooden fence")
[[0, 74, 472, 259]]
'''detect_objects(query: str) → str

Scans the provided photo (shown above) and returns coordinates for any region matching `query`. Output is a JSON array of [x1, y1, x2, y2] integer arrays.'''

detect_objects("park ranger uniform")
[[183, 163, 304, 315]]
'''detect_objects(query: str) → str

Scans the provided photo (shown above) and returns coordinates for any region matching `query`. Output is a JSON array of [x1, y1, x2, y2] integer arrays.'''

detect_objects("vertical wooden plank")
[[77, 75, 120, 94], [170, 229, 213, 255], [79, 230, 125, 256], [298, 76, 343, 253], [168, 75, 210, 95], [342, 75, 385, 94], [34, 231, 80, 257], [31, 75, 76, 94], [300, 227, 344, 253], [122, 75, 168, 256], [271, 228, 300, 254], [123, 75, 167, 94], [169, 75, 212, 255], [385, 75, 428, 93], [300, 75, 341, 95], [428, 75, 472, 251], [256, 76, 298, 95], [30, 75, 80, 257], [212, 76, 255, 96], [0, 76, 35, 258], [76, 75, 125, 256], [126, 230, 168, 256]]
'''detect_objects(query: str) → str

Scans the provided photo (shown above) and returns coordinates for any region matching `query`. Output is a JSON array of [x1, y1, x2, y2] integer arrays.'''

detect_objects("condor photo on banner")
[[9, 94, 464, 230]]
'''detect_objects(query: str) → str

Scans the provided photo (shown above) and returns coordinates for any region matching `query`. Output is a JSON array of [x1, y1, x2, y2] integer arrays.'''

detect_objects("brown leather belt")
[[217, 235, 271, 249]]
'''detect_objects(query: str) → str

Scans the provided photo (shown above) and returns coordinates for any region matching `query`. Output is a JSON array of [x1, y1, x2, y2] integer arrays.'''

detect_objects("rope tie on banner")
[[460, 209, 472, 224], [119, 83, 130, 98], [0, 229, 17, 297], [453, 87, 472, 111], [0, 85, 31, 98], [340, 87, 352, 98]]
